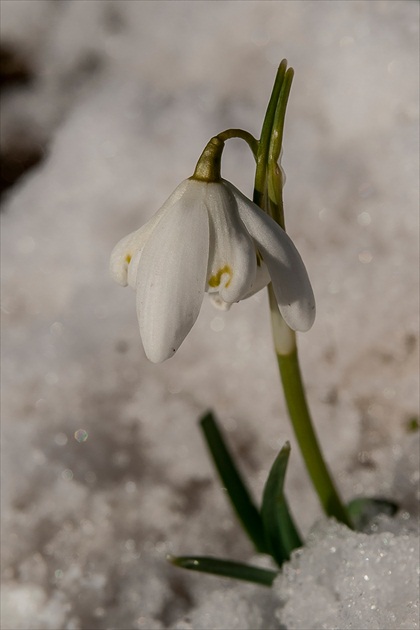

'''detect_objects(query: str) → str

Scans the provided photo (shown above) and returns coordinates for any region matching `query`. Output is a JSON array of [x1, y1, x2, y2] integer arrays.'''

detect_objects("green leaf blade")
[[261, 442, 302, 566], [347, 497, 399, 531], [168, 555, 277, 587], [254, 59, 288, 204], [200, 411, 268, 554]]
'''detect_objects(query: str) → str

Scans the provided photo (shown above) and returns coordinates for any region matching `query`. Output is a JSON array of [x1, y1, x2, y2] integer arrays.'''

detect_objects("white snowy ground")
[[1, 1, 419, 629]]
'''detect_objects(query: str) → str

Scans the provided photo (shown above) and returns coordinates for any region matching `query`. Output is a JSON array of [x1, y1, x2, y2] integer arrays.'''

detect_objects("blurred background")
[[1, 1, 418, 628]]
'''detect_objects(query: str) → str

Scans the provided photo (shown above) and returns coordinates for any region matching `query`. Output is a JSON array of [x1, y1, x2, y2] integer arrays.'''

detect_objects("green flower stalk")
[[255, 61, 353, 528]]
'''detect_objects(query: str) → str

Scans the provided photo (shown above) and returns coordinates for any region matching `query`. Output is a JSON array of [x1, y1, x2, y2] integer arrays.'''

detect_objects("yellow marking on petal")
[[209, 265, 233, 288], [125, 254, 132, 264]]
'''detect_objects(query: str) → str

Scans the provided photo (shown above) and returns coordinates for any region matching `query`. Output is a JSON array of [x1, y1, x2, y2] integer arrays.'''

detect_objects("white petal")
[[110, 179, 191, 288], [210, 295, 232, 311], [230, 182, 316, 331], [110, 227, 148, 287], [205, 183, 257, 304], [239, 259, 271, 300], [136, 181, 209, 362]]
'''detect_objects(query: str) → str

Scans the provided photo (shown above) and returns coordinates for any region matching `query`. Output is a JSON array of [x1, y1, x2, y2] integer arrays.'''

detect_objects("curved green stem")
[[192, 130, 258, 183], [216, 129, 258, 159]]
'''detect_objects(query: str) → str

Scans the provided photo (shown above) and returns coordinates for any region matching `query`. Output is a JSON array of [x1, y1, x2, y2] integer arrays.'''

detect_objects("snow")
[[1, 1, 419, 629], [275, 520, 419, 630], [170, 517, 420, 630]]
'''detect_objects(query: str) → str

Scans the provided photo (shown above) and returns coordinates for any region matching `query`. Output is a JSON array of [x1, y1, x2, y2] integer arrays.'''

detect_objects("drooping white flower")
[[110, 178, 315, 363]]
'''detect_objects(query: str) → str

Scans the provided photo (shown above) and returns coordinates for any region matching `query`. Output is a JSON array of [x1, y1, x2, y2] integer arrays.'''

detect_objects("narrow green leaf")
[[347, 497, 399, 531], [200, 412, 268, 554], [168, 555, 277, 587], [261, 442, 302, 566], [267, 67, 294, 228], [268, 67, 294, 169], [254, 59, 288, 204]]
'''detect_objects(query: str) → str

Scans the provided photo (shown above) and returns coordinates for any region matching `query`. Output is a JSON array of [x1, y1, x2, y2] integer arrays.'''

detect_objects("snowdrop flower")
[[110, 175, 315, 363]]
